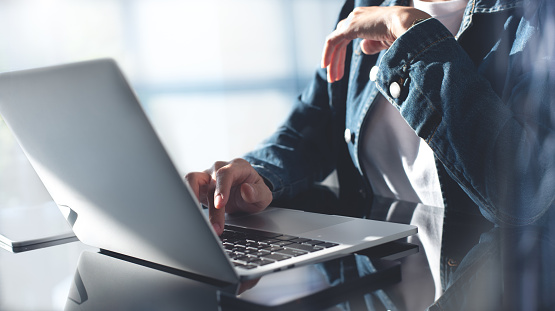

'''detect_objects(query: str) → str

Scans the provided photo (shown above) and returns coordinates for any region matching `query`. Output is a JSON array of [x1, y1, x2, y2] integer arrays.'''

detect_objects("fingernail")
[[214, 193, 224, 209]]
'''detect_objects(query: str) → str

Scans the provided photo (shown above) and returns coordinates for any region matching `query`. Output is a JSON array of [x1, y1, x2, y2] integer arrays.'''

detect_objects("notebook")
[[0, 59, 417, 283]]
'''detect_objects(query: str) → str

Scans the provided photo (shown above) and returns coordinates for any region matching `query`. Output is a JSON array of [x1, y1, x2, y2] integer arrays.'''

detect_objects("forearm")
[[244, 0, 355, 201], [244, 68, 340, 200]]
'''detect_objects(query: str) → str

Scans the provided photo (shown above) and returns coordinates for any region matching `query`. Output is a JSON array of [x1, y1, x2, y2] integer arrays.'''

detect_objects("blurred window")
[[0, 0, 343, 174]]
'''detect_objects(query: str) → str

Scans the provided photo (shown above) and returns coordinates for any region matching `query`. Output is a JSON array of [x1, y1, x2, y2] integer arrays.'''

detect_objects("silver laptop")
[[0, 59, 416, 283], [0, 202, 77, 252]]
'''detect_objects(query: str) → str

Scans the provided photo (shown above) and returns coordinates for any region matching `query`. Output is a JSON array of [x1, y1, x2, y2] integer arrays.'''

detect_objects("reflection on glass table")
[[0, 201, 77, 253], [65, 244, 413, 311], [64, 193, 427, 311], [271, 188, 555, 310], [1, 186, 552, 311]]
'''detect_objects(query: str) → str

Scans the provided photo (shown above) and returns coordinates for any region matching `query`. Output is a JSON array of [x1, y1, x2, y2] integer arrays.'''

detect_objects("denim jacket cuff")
[[373, 18, 454, 141], [242, 157, 284, 199]]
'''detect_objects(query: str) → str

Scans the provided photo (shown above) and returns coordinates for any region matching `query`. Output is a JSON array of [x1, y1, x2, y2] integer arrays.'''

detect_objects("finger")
[[360, 39, 391, 55], [213, 162, 242, 210], [335, 42, 347, 81], [208, 161, 233, 210], [328, 40, 348, 82], [208, 161, 229, 175], [184, 172, 211, 201], [321, 17, 345, 68], [321, 23, 348, 69], [321, 32, 343, 69], [326, 40, 341, 81], [332, 41, 348, 82], [208, 187, 225, 235], [322, 11, 356, 69], [321, 38, 333, 69], [238, 182, 272, 213]]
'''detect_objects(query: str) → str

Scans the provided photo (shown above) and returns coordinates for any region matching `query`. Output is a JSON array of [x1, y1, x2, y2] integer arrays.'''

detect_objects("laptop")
[[0, 59, 417, 283], [0, 201, 78, 253]]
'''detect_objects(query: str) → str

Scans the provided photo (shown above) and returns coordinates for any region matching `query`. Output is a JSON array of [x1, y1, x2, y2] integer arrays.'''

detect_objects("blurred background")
[[0, 0, 344, 208], [0, 0, 343, 309]]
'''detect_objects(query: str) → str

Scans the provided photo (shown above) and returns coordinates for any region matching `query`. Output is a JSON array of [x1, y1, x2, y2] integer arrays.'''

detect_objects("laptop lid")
[[0, 59, 239, 283]]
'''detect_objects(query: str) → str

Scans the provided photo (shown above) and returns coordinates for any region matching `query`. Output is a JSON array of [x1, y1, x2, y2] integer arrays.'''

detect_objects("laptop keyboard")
[[221, 225, 339, 270]]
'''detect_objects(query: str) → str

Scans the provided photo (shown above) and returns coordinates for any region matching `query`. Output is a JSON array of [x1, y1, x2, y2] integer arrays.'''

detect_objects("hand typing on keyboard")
[[185, 158, 273, 235]]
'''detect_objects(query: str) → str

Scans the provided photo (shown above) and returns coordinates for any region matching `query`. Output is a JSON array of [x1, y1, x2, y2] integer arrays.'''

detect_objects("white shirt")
[[360, 0, 467, 207], [360, 0, 467, 304]]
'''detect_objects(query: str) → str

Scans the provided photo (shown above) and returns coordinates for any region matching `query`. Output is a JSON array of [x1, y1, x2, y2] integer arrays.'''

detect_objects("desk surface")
[[1, 192, 553, 311]]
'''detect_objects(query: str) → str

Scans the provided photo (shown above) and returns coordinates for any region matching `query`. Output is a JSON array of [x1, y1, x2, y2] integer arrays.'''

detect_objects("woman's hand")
[[185, 158, 272, 235], [321, 6, 431, 82]]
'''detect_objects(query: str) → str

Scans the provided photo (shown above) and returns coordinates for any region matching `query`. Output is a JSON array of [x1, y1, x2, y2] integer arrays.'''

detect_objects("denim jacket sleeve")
[[377, 13, 554, 226], [242, 0, 356, 201], [242, 65, 344, 200], [244, 0, 555, 227]]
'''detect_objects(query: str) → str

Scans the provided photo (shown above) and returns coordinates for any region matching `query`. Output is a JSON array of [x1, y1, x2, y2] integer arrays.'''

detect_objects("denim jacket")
[[244, 0, 554, 289]]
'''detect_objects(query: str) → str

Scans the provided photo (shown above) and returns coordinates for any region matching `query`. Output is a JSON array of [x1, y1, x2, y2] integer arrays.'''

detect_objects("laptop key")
[[274, 234, 299, 241], [285, 243, 323, 252], [233, 261, 257, 269], [243, 242, 260, 248], [275, 248, 308, 257], [290, 238, 311, 244], [259, 239, 280, 245], [303, 240, 325, 246], [242, 248, 260, 255], [232, 245, 246, 253], [260, 245, 285, 252], [271, 240, 294, 247], [233, 239, 250, 246], [244, 256, 262, 263], [222, 236, 244, 243], [317, 242, 339, 248], [262, 253, 292, 261], [251, 258, 275, 266], [222, 243, 235, 250], [253, 250, 271, 257]]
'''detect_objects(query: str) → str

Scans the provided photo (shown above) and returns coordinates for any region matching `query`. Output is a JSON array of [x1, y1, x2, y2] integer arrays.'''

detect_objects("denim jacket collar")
[[391, 0, 520, 11], [386, 0, 521, 39], [472, 0, 522, 13]]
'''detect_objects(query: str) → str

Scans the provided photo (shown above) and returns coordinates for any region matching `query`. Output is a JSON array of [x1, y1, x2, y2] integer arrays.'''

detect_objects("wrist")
[[391, 7, 431, 39]]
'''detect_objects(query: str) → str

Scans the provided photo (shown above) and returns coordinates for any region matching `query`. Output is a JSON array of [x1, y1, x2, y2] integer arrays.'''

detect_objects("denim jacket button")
[[344, 128, 353, 144], [390, 82, 401, 99], [369, 66, 379, 81], [447, 258, 459, 267]]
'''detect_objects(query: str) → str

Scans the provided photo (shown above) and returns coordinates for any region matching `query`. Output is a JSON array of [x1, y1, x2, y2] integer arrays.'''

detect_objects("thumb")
[[360, 39, 390, 55], [239, 182, 272, 213]]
